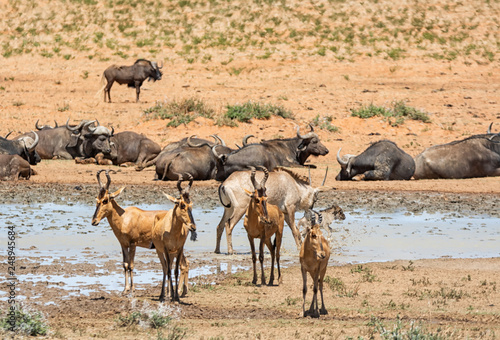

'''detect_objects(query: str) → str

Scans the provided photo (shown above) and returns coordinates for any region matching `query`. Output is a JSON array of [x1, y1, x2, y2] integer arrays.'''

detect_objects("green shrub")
[[310, 114, 339, 132], [351, 100, 430, 125], [143, 98, 214, 127], [225, 101, 293, 123], [0, 305, 49, 336]]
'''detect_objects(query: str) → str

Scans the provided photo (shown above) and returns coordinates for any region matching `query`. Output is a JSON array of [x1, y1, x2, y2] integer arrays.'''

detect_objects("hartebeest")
[[243, 167, 284, 286], [91, 169, 189, 295], [300, 210, 330, 318], [152, 174, 197, 302]]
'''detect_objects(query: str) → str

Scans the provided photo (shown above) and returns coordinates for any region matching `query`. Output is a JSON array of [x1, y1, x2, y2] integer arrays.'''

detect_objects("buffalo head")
[[18, 131, 41, 165], [335, 148, 357, 180], [296, 125, 329, 163]]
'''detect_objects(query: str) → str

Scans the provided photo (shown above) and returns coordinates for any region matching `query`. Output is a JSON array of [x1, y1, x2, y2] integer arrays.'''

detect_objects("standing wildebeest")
[[94, 131, 161, 170], [212, 125, 329, 181], [336, 140, 415, 181], [0, 155, 32, 180], [413, 134, 500, 179], [155, 135, 232, 181], [0, 131, 40, 165], [101, 59, 163, 103], [216, 167, 330, 254]]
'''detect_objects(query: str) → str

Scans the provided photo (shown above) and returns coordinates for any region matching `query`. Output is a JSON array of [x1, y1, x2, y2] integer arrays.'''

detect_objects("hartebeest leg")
[[173, 248, 183, 302], [165, 247, 175, 302], [309, 270, 320, 318], [275, 231, 283, 285], [129, 245, 137, 292], [301, 266, 308, 317], [156, 250, 168, 302], [121, 247, 131, 294], [319, 267, 328, 315], [248, 236, 258, 284], [265, 237, 275, 286], [259, 233, 266, 286]]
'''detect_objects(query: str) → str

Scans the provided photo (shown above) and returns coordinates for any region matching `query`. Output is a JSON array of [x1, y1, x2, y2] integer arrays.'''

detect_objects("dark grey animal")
[[0, 154, 32, 180], [94, 131, 161, 170], [16, 120, 108, 160], [101, 59, 163, 103], [0, 131, 40, 165], [413, 133, 500, 179], [74, 123, 114, 163], [155, 135, 232, 181], [212, 126, 329, 182], [336, 140, 415, 181]]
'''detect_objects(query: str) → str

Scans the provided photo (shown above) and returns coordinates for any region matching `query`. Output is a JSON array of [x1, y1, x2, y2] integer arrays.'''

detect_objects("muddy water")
[[1, 184, 499, 299]]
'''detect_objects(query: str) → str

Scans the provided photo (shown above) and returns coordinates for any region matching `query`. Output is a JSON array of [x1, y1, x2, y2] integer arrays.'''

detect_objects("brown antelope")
[[152, 174, 197, 302], [91, 169, 189, 295], [300, 210, 330, 318], [243, 167, 284, 286]]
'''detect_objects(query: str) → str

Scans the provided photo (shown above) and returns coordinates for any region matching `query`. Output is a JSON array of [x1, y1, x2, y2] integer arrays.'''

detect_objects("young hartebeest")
[[91, 169, 189, 295], [243, 166, 284, 286], [152, 174, 197, 302], [300, 210, 331, 318]]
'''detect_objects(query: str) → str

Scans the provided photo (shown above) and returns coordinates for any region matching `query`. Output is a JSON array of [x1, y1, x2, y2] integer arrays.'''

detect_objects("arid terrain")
[[1, 0, 500, 339]]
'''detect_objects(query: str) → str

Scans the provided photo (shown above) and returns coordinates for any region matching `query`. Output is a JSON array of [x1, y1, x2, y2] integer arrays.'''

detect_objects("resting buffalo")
[[336, 140, 415, 181], [101, 59, 163, 103], [0, 131, 40, 165], [0, 154, 32, 180], [413, 134, 500, 179], [16, 119, 111, 160], [155, 136, 232, 181], [212, 125, 329, 182], [94, 131, 161, 170]]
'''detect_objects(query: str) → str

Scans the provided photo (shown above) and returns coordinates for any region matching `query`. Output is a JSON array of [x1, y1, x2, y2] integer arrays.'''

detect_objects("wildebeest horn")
[[488, 122, 493, 134], [297, 124, 316, 139], [242, 134, 254, 146], [336, 148, 348, 166]]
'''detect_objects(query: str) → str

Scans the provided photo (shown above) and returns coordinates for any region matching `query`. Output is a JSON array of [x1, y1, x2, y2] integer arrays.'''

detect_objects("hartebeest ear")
[[243, 188, 253, 197], [162, 192, 178, 204], [110, 186, 126, 199]]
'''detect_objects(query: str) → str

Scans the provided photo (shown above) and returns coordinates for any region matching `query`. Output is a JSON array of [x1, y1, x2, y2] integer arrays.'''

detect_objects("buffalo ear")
[[110, 186, 125, 199], [67, 134, 79, 148]]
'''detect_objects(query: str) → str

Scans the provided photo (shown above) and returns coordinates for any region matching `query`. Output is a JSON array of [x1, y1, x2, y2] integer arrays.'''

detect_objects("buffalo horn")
[[54, 120, 58, 128], [242, 134, 254, 147], [211, 145, 221, 159], [35, 119, 43, 130], [4, 131, 12, 139], [212, 134, 226, 146], [336, 148, 347, 166], [23, 131, 39, 151], [297, 124, 316, 139], [188, 135, 210, 148], [110, 126, 114, 136], [488, 122, 493, 134]]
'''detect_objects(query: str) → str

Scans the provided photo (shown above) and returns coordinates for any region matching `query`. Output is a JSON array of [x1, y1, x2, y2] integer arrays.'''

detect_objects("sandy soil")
[[1, 1, 500, 338]]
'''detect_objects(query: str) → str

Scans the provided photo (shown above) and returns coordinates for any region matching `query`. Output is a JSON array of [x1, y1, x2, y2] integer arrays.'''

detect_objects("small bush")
[[0, 305, 49, 336], [143, 98, 214, 127], [310, 114, 339, 132], [351, 100, 430, 125], [225, 101, 293, 123]]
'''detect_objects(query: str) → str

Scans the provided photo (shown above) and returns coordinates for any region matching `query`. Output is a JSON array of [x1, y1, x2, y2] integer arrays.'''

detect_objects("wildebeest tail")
[[94, 74, 106, 99], [218, 184, 231, 208]]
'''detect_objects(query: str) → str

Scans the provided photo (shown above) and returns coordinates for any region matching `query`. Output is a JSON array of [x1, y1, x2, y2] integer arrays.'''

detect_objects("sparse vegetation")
[[368, 316, 451, 339], [351, 100, 430, 125], [143, 98, 215, 127], [225, 101, 294, 124], [0, 305, 49, 336], [310, 114, 339, 132]]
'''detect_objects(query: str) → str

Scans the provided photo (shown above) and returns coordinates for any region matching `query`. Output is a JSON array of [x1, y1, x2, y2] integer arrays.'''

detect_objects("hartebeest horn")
[[311, 209, 323, 226], [257, 166, 269, 191], [242, 134, 254, 147], [104, 169, 116, 191], [96, 169, 105, 189]]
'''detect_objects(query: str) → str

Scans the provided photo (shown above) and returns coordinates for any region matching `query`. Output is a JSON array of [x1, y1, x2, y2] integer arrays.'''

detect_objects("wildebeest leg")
[[248, 236, 258, 284], [104, 80, 114, 103], [135, 81, 141, 102], [284, 210, 302, 250]]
